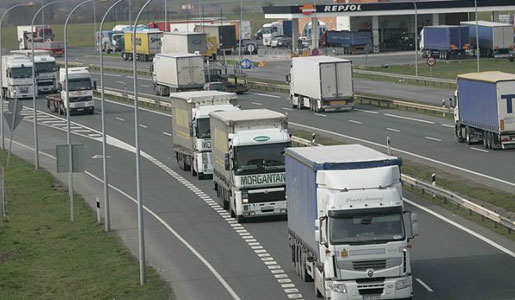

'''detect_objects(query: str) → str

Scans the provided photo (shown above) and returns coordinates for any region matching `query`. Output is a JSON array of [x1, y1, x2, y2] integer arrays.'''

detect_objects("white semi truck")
[[151, 53, 205, 96], [288, 56, 354, 112], [171, 91, 239, 179], [210, 109, 290, 222], [1, 55, 34, 99], [9, 50, 58, 93], [285, 144, 418, 300], [262, 21, 284, 47], [47, 67, 95, 115]]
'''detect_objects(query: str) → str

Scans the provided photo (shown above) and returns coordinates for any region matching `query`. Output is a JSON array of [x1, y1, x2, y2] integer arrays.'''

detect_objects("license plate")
[[364, 295, 380, 300], [332, 100, 345, 105]]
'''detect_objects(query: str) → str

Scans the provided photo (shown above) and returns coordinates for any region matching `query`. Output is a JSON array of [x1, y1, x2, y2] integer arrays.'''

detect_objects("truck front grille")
[[352, 260, 387, 271], [357, 278, 385, 296], [248, 190, 285, 203]]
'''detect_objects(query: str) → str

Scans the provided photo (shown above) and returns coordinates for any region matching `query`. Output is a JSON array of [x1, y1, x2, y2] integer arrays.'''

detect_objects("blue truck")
[[461, 21, 514, 57], [285, 144, 418, 300], [321, 30, 372, 54], [420, 25, 470, 59], [454, 71, 515, 150], [283, 20, 293, 38]]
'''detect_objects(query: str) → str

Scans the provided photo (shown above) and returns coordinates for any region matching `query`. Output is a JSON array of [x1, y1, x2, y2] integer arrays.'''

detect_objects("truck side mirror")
[[189, 122, 194, 137], [404, 211, 419, 240], [93, 80, 97, 90], [224, 153, 230, 171], [314, 218, 320, 243], [285, 74, 291, 83]]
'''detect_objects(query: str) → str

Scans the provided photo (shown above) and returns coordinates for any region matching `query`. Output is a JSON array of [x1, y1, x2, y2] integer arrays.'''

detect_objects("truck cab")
[[262, 22, 283, 47], [58, 67, 95, 115], [1, 55, 35, 99], [34, 55, 58, 93]]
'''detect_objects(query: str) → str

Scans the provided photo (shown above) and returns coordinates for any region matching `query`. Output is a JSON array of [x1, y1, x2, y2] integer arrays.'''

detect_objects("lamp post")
[[414, 0, 418, 77], [474, 0, 480, 72], [238, 0, 242, 71], [164, 0, 168, 32], [100, 0, 125, 233], [64, 0, 108, 222], [133, 0, 153, 286], [31, 1, 62, 170], [0, 2, 35, 150]]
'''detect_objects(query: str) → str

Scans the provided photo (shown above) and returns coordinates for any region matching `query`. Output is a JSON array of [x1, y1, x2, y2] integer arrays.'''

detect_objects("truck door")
[[320, 63, 338, 99]]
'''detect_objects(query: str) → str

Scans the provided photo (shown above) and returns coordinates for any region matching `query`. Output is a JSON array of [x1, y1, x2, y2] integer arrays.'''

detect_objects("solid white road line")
[[249, 92, 281, 99], [424, 136, 442, 142], [314, 113, 327, 117], [115, 117, 125, 121], [289, 122, 515, 188], [163, 132, 172, 136], [415, 278, 434, 293], [251, 102, 263, 106], [281, 107, 294, 111], [139, 124, 148, 128], [141, 85, 150, 88], [354, 108, 379, 114], [470, 147, 489, 153], [115, 81, 127, 85], [348, 120, 362, 124], [441, 124, 455, 128], [404, 198, 515, 259], [384, 113, 435, 124], [386, 128, 400, 133]]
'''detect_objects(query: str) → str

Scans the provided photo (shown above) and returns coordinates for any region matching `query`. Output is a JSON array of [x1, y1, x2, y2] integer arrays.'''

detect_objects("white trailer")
[[161, 32, 207, 54], [151, 53, 205, 96], [1, 55, 34, 99], [288, 56, 354, 112]]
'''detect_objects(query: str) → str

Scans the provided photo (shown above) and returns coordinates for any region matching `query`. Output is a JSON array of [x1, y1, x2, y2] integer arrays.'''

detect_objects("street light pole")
[[164, 0, 168, 32], [414, 0, 418, 77], [133, 0, 153, 286], [238, 0, 242, 71], [100, 0, 125, 233], [474, 0, 480, 72], [31, 1, 62, 170], [0, 2, 35, 151]]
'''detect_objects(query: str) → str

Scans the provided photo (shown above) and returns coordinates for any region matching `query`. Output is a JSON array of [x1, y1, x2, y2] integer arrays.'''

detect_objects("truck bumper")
[[241, 200, 287, 218], [322, 100, 354, 111], [70, 106, 94, 114], [326, 276, 413, 300]]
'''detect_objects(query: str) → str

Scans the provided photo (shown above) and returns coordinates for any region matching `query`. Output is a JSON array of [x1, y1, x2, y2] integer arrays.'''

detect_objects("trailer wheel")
[[290, 95, 297, 109], [455, 126, 464, 143], [466, 127, 473, 145], [483, 131, 488, 149], [489, 133, 498, 150]]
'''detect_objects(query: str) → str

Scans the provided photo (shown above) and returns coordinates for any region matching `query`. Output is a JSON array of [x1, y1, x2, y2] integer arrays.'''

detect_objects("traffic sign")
[[426, 56, 436, 67], [241, 59, 253, 70], [311, 48, 320, 56], [247, 43, 256, 54]]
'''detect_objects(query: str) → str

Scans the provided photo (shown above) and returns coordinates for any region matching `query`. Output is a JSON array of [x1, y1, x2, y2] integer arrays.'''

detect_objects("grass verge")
[[0, 152, 171, 299], [290, 127, 515, 242]]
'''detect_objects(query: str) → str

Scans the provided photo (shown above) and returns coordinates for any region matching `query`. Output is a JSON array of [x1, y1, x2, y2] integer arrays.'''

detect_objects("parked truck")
[[321, 30, 372, 54], [197, 24, 237, 53], [285, 144, 418, 300], [17, 25, 64, 56], [1, 55, 34, 99], [461, 21, 514, 57], [95, 30, 123, 53], [9, 50, 57, 93], [262, 21, 284, 47], [47, 67, 95, 115], [454, 71, 515, 150], [151, 53, 205, 96], [122, 30, 163, 62], [288, 56, 354, 112], [161, 32, 207, 55], [210, 109, 290, 222], [171, 91, 239, 179], [419, 26, 470, 59]]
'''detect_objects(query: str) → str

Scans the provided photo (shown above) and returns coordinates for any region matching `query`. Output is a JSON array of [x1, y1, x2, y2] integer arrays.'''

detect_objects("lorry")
[[419, 26, 470, 59], [461, 21, 514, 57], [8, 50, 58, 93], [210, 109, 290, 222], [196, 24, 237, 53], [17, 25, 64, 56], [321, 30, 372, 54], [122, 30, 163, 62], [1, 55, 35, 99], [262, 21, 284, 47], [454, 71, 515, 150], [95, 30, 123, 53], [47, 67, 95, 115], [285, 144, 418, 300], [161, 32, 207, 55], [288, 56, 354, 112], [171, 91, 239, 179], [214, 20, 252, 41], [151, 53, 205, 96]]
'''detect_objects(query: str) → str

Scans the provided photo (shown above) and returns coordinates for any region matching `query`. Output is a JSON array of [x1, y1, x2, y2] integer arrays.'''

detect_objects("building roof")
[[457, 71, 515, 83]]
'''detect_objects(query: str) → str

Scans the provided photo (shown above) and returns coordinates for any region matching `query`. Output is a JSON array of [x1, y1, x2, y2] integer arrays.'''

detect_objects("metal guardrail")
[[354, 69, 456, 89], [291, 135, 515, 234]]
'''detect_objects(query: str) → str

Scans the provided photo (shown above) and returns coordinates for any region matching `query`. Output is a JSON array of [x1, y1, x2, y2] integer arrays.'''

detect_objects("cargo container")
[[122, 30, 163, 62], [461, 21, 514, 57], [151, 53, 205, 95], [419, 26, 470, 59], [285, 144, 418, 300], [454, 71, 515, 150], [288, 56, 353, 112], [321, 30, 372, 54], [171, 91, 239, 179], [196, 24, 236, 53], [161, 32, 207, 55]]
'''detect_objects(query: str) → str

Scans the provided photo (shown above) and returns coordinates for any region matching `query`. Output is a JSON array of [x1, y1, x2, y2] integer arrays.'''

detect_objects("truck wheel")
[[489, 133, 497, 150], [455, 126, 464, 143], [290, 96, 297, 109], [466, 127, 473, 145], [191, 164, 197, 176], [237, 215, 246, 223], [483, 131, 488, 149]]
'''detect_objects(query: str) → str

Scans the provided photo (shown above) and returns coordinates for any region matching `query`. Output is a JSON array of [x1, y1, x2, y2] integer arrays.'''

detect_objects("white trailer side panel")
[[320, 63, 337, 99], [292, 58, 322, 100], [337, 62, 353, 98]]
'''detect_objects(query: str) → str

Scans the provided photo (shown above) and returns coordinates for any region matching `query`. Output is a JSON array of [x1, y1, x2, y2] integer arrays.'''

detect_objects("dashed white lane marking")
[[115, 81, 126, 85], [415, 278, 434, 293], [139, 124, 148, 128], [281, 107, 294, 111], [249, 92, 281, 99], [314, 113, 327, 117], [141, 85, 150, 88], [251, 102, 263, 106], [127, 76, 152, 82], [470, 147, 489, 153], [354, 108, 379, 114], [441, 124, 455, 128], [387, 127, 400, 133], [115, 117, 125, 121], [384, 113, 435, 124], [425, 136, 442, 142], [348, 119, 362, 124]]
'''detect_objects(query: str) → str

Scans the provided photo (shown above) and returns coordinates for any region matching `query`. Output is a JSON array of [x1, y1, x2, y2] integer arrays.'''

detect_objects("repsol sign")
[[239, 173, 286, 187], [323, 4, 362, 12]]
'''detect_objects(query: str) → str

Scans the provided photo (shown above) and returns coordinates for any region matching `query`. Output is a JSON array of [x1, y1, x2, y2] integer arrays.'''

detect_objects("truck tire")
[[466, 127, 473, 145], [290, 96, 297, 109], [237, 215, 246, 223], [483, 131, 488, 149], [455, 126, 464, 143]]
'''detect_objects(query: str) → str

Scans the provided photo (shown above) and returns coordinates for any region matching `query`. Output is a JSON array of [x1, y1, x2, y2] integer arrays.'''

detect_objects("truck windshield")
[[66, 78, 92, 91], [234, 142, 289, 175], [329, 207, 405, 245], [35, 62, 57, 73], [262, 27, 271, 34], [196, 118, 210, 139], [10, 67, 32, 79]]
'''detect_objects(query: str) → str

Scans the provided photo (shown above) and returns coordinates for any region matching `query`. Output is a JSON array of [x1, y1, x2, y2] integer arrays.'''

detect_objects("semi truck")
[[288, 56, 354, 112], [419, 25, 470, 59], [8, 50, 57, 93], [161, 32, 207, 55], [47, 67, 95, 115], [151, 53, 205, 96], [196, 24, 237, 53], [262, 21, 285, 47], [122, 30, 163, 62], [285, 144, 418, 300], [171, 91, 239, 179], [454, 71, 515, 150], [461, 21, 514, 57], [1, 55, 34, 99], [95, 30, 123, 53], [210, 109, 290, 222], [321, 31, 372, 54], [17, 25, 64, 56]]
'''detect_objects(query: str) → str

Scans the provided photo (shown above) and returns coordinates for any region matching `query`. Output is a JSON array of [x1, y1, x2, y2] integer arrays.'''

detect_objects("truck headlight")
[[242, 191, 248, 203], [328, 282, 347, 294], [396, 278, 410, 290]]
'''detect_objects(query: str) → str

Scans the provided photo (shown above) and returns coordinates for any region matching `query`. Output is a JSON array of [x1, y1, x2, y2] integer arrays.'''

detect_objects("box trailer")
[[321, 30, 372, 54], [461, 21, 514, 57], [288, 56, 354, 112], [197, 24, 237, 53], [454, 71, 515, 150], [420, 26, 470, 59], [122, 30, 163, 62], [152, 53, 205, 95], [161, 32, 207, 55]]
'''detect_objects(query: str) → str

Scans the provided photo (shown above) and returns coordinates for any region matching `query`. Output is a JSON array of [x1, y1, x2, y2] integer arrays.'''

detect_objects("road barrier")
[[291, 135, 515, 235], [354, 69, 457, 89]]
